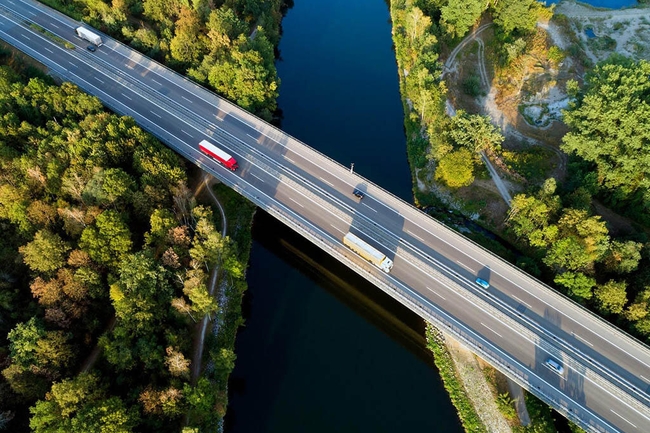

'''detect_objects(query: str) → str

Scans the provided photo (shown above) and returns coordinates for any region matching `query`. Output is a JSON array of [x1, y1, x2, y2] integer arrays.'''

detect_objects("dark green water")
[[224, 1, 463, 432]]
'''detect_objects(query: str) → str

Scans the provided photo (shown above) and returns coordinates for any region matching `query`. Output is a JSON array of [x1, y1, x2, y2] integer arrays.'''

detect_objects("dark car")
[[353, 188, 365, 200], [87, 45, 96, 52]]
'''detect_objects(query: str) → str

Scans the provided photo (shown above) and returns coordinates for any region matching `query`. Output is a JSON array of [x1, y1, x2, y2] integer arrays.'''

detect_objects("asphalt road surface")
[[1, 1, 649, 432]]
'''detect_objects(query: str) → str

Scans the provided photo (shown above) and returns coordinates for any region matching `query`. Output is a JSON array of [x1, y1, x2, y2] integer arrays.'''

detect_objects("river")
[[224, 0, 463, 432]]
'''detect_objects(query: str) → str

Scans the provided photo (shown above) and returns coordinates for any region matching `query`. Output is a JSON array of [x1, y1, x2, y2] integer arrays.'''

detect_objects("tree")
[[543, 209, 610, 273], [491, 0, 540, 34], [0, 183, 33, 236], [554, 272, 595, 301], [19, 230, 70, 274], [26, 200, 58, 228], [170, 7, 204, 64], [182, 269, 218, 317], [165, 346, 191, 378], [101, 168, 135, 205], [435, 148, 475, 188], [594, 280, 628, 315], [139, 386, 184, 417], [110, 251, 173, 334], [603, 240, 643, 274], [206, 6, 248, 52], [79, 210, 132, 268], [406, 7, 431, 44], [29, 373, 138, 433], [446, 111, 504, 154], [561, 58, 650, 218], [506, 194, 553, 240], [6, 318, 72, 380], [7, 317, 44, 370], [145, 208, 178, 249], [440, 0, 486, 39], [207, 33, 279, 119], [625, 289, 650, 322]]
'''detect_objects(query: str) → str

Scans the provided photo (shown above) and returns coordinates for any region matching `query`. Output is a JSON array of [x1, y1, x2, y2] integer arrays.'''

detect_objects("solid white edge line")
[[289, 198, 304, 208]]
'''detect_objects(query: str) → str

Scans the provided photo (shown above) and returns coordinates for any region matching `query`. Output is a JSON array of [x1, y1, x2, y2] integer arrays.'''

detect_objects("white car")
[[545, 358, 564, 375]]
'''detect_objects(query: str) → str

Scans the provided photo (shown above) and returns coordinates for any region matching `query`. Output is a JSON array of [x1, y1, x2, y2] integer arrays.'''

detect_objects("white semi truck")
[[343, 232, 393, 273], [75, 27, 103, 46]]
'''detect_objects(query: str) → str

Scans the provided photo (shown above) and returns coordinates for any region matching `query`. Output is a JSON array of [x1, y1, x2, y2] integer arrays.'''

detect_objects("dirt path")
[[189, 174, 228, 384], [442, 23, 516, 206], [442, 23, 492, 78]]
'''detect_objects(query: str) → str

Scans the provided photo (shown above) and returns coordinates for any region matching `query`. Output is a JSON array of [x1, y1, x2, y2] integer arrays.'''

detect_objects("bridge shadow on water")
[[224, 210, 463, 433]]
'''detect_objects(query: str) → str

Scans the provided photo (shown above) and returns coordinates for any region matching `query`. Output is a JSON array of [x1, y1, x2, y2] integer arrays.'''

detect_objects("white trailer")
[[198, 140, 239, 171], [75, 27, 103, 46], [343, 232, 393, 273]]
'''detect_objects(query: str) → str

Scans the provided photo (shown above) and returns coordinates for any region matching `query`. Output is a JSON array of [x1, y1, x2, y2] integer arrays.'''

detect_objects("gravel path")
[[446, 336, 513, 433]]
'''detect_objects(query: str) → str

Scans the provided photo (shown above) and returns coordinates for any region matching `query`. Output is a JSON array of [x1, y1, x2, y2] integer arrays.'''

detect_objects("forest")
[[41, 0, 287, 121], [0, 0, 285, 431], [0, 52, 252, 431]]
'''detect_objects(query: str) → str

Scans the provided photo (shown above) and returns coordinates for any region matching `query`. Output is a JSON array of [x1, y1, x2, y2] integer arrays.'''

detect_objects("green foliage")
[[447, 110, 504, 154], [496, 392, 517, 420], [170, 8, 204, 64], [183, 378, 220, 427], [603, 240, 642, 274], [436, 148, 475, 188], [110, 251, 173, 334], [0, 45, 256, 432], [518, 393, 558, 433], [504, 38, 528, 64], [19, 230, 70, 274], [80, 210, 132, 269], [7, 318, 44, 370], [29, 374, 138, 433], [206, 33, 279, 119], [594, 280, 628, 315], [440, 0, 486, 39], [425, 325, 488, 433], [554, 272, 595, 301], [491, 0, 542, 35], [547, 46, 566, 64], [561, 58, 650, 222], [462, 74, 482, 97], [5, 317, 73, 392], [145, 208, 178, 249]]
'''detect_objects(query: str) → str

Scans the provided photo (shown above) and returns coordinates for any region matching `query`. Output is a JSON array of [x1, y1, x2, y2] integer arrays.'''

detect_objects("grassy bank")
[[425, 325, 488, 433]]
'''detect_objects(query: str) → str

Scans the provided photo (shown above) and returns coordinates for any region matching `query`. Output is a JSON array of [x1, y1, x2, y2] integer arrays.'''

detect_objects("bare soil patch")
[[555, 0, 650, 62]]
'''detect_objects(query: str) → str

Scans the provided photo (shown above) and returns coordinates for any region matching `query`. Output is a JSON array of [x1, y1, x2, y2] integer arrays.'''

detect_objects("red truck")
[[199, 140, 239, 171]]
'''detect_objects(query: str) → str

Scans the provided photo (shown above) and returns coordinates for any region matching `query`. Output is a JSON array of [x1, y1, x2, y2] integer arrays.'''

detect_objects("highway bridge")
[[1, 1, 649, 431]]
